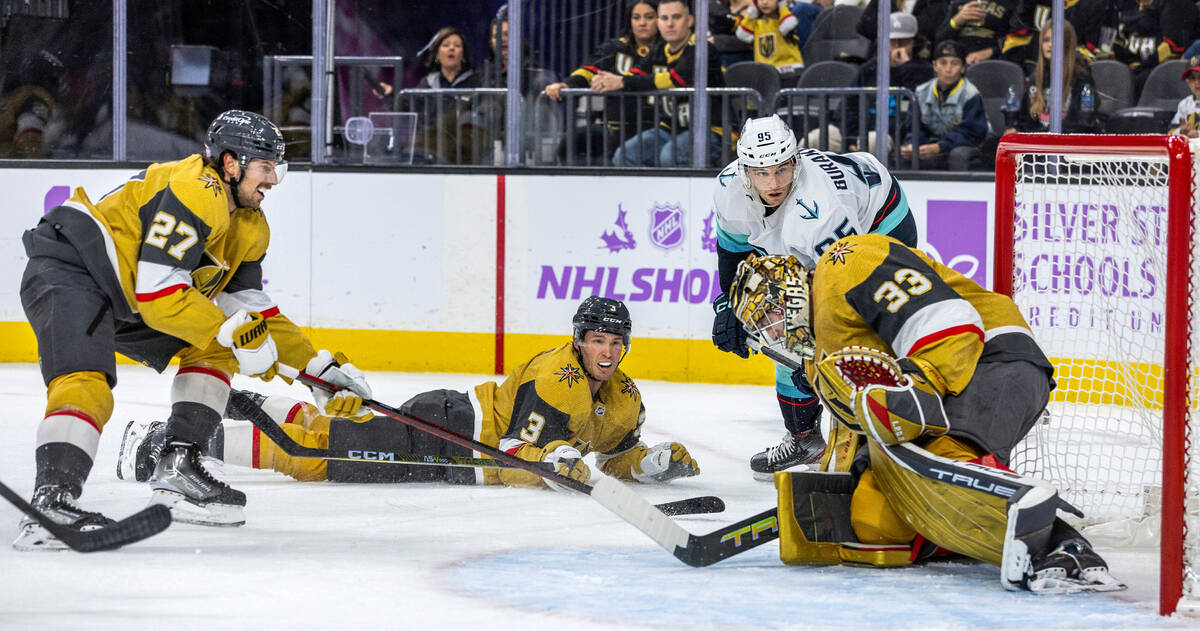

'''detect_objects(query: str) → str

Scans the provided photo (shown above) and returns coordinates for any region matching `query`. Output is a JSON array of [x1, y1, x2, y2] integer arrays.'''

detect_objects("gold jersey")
[[806, 234, 1051, 396], [474, 342, 645, 485], [65, 154, 313, 365], [737, 8, 804, 69]]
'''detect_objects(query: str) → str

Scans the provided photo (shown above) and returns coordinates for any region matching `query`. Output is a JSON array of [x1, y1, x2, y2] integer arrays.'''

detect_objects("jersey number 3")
[[145, 211, 199, 261], [519, 412, 546, 442]]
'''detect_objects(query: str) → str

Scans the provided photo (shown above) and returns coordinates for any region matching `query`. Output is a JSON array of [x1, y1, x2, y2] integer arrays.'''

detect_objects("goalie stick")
[[265, 371, 725, 517], [0, 478, 171, 552]]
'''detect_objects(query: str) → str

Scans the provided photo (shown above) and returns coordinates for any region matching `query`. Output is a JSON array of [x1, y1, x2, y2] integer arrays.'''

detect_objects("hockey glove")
[[539, 440, 590, 491], [814, 347, 950, 445], [712, 293, 750, 358], [632, 442, 700, 483], [306, 350, 373, 419], [216, 310, 279, 378]]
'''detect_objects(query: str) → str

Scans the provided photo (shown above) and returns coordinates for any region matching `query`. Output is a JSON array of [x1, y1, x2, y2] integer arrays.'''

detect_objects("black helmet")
[[572, 296, 632, 346], [205, 110, 286, 166]]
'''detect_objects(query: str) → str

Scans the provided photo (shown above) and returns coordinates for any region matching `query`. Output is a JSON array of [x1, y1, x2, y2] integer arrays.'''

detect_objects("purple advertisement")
[[925, 199, 988, 287]]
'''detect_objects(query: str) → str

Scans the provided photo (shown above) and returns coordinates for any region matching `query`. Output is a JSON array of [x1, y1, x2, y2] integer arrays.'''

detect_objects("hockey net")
[[995, 134, 1200, 615]]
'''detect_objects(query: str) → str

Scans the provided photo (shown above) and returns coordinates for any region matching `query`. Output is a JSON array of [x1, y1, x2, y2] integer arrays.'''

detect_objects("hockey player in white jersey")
[[710, 115, 918, 479]]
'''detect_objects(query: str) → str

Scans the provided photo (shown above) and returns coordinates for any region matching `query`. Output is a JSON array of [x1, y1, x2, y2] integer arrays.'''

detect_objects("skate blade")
[[11, 523, 70, 551], [150, 490, 245, 527], [1027, 575, 1128, 594], [115, 422, 143, 481], [752, 462, 817, 482]]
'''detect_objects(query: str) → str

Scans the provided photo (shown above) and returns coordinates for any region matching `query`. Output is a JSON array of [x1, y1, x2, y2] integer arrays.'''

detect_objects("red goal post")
[[995, 134, 1199, 616]]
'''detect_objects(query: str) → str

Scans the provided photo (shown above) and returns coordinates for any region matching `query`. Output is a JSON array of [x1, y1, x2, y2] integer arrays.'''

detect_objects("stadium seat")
[[1089, 60, 1135, 118], [802, 6, 870, 65], [1136, 59, 1191, 110], [965, 59, 1026, 133], [725, 61, 783, 115]]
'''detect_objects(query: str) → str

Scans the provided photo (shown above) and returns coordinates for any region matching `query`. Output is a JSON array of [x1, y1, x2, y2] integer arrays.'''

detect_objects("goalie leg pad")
[[259, 423, 330, 482], [849, 468, 918, 545], [866, 437, 1060, 568], [776, 470, 914, 567]]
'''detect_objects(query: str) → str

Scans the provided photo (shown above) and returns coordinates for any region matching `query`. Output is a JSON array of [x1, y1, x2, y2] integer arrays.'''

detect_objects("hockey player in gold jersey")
[[729, 235, 1125, 593], [15, 110, 372, 549], [117, 297, 701, 491]]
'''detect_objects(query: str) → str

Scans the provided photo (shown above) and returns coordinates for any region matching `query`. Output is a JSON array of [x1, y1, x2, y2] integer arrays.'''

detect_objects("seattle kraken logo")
[[794, 198, 819, 220]]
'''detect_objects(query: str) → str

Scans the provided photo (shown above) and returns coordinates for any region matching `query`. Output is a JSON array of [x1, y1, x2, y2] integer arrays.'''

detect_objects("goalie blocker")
[[727, 236, 1126, 593]]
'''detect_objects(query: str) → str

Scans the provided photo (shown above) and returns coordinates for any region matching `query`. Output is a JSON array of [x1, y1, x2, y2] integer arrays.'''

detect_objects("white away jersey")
[[712, 148, 912, 268]]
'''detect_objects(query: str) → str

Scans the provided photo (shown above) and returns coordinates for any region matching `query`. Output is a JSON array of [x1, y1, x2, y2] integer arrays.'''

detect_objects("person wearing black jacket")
[[544, 0, 662, 164]]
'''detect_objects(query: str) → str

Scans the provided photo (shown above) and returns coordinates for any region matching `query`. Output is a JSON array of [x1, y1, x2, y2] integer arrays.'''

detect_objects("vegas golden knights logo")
[[615, 52, 633, 75], [758, 34, 776, 60], [191, 251, 230, 298]]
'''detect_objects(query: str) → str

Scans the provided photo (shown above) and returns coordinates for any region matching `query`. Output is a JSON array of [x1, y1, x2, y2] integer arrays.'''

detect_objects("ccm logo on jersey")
[[927, 467, 1017, 497], [348, 450, 395, 462]]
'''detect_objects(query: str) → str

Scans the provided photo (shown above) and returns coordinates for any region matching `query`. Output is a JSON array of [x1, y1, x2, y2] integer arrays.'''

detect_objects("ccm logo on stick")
[[348, 450, 394, 461]]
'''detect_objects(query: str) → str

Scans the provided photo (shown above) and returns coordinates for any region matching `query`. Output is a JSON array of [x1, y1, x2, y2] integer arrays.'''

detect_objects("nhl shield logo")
[[648, 202, 685, 250]]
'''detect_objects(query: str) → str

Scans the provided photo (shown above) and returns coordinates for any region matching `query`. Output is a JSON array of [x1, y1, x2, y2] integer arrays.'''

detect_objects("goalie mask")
[[729, 254, 815, 366]]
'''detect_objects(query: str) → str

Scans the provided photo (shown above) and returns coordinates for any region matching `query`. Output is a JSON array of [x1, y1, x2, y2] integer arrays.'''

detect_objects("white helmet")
[[736, 115, 797, 169]]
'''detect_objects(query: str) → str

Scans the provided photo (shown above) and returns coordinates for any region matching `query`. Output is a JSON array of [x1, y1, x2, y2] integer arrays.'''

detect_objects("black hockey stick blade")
[[590, 477, 777, 567], [0, 480, 171, 552], [655, 495, 725, 517], [235, 386, 726, 516]]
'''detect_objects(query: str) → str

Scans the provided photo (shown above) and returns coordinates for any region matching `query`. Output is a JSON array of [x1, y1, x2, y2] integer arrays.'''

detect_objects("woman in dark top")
[[413, 27, 483, 164], [543, 0, 662, 164], [1009, 21, 1098, 133]]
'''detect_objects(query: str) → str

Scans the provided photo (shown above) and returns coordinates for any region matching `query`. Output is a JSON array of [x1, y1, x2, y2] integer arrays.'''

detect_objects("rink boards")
[[0, 167, 1008, 383]]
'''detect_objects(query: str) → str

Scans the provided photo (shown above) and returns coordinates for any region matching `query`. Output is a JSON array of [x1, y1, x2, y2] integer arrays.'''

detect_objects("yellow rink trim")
[[1047, 356, 1170, 409], [0, 322, 779, 385]]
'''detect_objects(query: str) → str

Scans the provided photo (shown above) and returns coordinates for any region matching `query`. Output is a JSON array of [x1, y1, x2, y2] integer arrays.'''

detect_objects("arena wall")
[[0, 168, 996, 384]]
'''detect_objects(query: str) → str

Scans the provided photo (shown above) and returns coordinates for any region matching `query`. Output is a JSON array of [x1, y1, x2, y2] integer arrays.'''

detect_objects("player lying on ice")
[[116, 296, 701, 491], [13, 110, 373, 549], [728, 235, 1125, 594]]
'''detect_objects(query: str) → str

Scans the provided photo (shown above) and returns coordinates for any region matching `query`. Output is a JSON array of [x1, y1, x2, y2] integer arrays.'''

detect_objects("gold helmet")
[[729, 254, 815, 366]]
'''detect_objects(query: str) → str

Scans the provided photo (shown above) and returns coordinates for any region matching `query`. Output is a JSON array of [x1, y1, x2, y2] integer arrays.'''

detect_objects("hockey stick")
[[0, 479, 171, 552], [265, 372, 724, 517]]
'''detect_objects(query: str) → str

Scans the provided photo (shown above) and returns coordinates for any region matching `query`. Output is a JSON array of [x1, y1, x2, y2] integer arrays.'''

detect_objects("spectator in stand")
[[791, 0, 835, 49], [414, 27, 482, 165], [597, 0, 727, 167], [544, 0, 662, 164], [1001, 0, 1116, 75], [901, 40, 990, 170], [710, 0, 755, 67], [857, 0, 947, 53], [736, 0, 806, 77], [417, 27, 480, 89], [0, 49, 66, 158], [1113, 0, 1198, 92], [1005, 21, 1098, 133], [937, 0, 1023, 65], [807, 12, 935, 151], [1168, 55, 1200, 138]]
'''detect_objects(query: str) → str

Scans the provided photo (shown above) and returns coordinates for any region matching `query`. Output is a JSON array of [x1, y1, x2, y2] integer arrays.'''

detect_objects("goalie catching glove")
[[217, 310, 279, 378], [539, 440, 590, 492], [812, 346, 949, 445], [305, 350, 373, 419]]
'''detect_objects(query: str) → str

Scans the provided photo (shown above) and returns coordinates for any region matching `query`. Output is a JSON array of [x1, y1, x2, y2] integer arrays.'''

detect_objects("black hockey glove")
[[712, 293, 750, 358]]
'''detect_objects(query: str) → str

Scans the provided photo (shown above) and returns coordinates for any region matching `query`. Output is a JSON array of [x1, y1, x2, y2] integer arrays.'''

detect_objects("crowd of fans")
[[2, 0, 1199, 169]]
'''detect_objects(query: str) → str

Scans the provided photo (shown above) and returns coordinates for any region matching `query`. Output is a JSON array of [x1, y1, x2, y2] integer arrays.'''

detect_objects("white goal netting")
[[1000, 137, 1200, 614]]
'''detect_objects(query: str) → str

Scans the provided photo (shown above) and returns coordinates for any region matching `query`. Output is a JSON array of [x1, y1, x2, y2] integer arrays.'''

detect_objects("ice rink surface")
[[0, 363, 1189, 630]]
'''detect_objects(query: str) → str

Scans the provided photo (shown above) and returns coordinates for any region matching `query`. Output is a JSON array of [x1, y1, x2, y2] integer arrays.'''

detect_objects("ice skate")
[[149, 441, 246, 527], [750, 431, 826, 481], [12, 485, 115, 551], [116, 420, 165, 482], [1027, 538, 1126, 594]]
